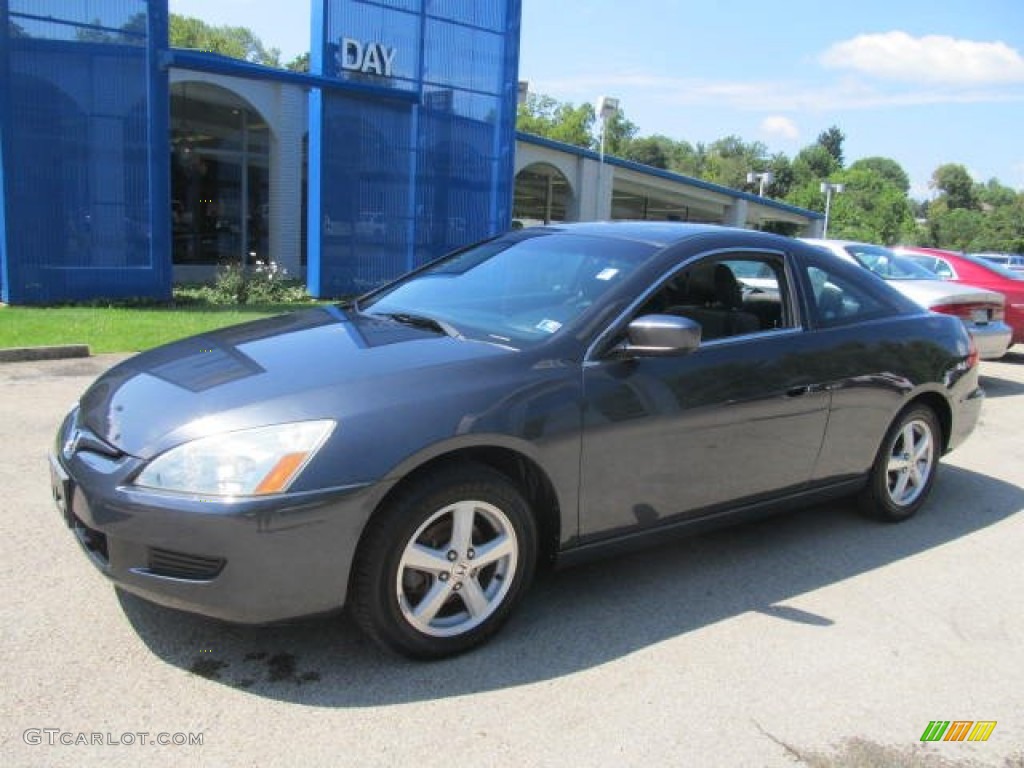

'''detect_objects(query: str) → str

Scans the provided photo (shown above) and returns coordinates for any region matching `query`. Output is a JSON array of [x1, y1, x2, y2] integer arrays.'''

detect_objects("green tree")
[[816, 125, 846, 167], [976, 178, 1017, 209], [602, 108, 638, 156], [848, 156, 910, 195], [791, 144, 840, 186], [924, 202, 985, 250], [672, 141, 708, 178], [74, 13, 146, 44], [930, 163, 977, 210], [700, 135, 770, 190], [826, 166, 914, 243], [623, 136, 670, 169], [977, 196, 1024, 252], [516, 93, 595, 149], [169, 14, 281, 67], [763, 152, 795, 199], [286, 52, 310, 73]]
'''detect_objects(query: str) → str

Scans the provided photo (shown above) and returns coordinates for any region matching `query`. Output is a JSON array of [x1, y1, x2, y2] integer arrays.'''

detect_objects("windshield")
[[845, 244, 937, 280], [360, 232, 657, 348]]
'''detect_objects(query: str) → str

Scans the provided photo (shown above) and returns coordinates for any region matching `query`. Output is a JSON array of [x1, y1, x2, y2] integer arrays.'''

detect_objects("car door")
[[578, 249, 832, 541]]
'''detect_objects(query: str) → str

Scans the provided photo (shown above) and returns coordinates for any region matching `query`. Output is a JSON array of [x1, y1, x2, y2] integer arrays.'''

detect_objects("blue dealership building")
[[0, 0, 820, 305]]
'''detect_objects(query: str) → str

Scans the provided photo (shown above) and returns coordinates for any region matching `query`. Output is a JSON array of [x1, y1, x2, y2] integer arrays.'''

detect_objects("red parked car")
[[895, 246, 1024, 348]]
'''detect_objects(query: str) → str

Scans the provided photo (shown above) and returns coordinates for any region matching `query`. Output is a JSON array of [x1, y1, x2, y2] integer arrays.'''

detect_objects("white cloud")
[[821, 31, 1024, 86], [760, 116, 799, 141], [534, 72, 1024, 113]]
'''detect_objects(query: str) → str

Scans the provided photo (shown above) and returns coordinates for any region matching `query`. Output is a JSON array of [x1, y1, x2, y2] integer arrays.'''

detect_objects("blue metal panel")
[[307, 86, 326, 297], [422, 18, 504, 93], [1, 0, 169, 304], [146, 0, 172, 298], [317, 94, 414, 296], [1, 0, 10, 301], [427, 0, 507, 30], [308, 0, 521, 297]]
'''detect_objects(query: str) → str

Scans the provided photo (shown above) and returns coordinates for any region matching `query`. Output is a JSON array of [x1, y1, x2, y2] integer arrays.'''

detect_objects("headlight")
[[134, 420, 335, 497]]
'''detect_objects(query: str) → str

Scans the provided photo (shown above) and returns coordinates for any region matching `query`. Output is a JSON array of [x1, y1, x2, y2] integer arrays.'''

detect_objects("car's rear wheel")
[[350, 464, 537, 659], [859, 404, 941, 522]]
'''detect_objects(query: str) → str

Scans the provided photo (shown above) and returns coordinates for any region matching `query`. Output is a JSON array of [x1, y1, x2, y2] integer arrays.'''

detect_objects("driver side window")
[[638, 254, 793, 342]]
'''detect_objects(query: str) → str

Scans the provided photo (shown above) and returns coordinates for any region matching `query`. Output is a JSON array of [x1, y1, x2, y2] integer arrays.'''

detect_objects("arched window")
[[513, 163, 573, 227], [170, 82, 270, 266]]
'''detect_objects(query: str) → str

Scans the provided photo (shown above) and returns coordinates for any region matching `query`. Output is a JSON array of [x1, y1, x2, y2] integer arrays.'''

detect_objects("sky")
[[169, 0, 1024, 199]]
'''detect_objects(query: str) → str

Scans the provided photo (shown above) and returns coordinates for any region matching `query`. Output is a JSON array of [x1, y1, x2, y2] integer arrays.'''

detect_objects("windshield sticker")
[[595, 268, 619, 281], [536, 319, 562, 334]]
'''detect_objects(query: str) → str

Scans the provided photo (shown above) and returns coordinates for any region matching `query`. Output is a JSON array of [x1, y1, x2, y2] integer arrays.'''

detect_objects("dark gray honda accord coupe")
[[50, 223, 984, 658]]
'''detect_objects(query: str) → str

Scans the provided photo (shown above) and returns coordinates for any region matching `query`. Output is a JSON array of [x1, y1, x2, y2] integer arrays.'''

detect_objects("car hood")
[[77, 306, 515, 458], [884, 279, 1004, 308]]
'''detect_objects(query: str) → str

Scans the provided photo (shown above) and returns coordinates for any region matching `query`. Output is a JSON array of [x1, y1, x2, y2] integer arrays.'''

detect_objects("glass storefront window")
[[170, 82, 270, 266], [513, 164, 571, 228]]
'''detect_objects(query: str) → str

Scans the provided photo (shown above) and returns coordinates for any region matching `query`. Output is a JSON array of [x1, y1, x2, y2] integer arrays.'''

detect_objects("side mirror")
[[610, 314, 701, 358]]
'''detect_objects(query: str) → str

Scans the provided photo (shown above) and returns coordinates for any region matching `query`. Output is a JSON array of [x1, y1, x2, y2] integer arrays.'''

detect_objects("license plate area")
[[971, 308, 990, 324]]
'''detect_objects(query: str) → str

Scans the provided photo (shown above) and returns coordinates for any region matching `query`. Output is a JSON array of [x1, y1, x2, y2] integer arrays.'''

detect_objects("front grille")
[[147, 547, 225, 581]]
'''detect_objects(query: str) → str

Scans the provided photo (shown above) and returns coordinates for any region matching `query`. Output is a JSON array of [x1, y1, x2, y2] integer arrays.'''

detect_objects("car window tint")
[[637, 254, 794, 342], [806, 265, 889, 326]]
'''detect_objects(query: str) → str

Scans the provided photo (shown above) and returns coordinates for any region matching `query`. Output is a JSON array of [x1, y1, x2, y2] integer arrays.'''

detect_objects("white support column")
[[723, 199, 749, 228], [806, 218, 825, 237], [581, 155, 613, 221], [268, 86, 305, 279]]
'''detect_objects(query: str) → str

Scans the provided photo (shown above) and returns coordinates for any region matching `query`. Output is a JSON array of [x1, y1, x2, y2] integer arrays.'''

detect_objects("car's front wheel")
[[350, 464, 537, 659], [859, 404, 941, 522]]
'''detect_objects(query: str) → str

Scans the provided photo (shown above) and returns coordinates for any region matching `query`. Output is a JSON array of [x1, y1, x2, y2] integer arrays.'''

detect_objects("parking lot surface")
[[2, 351, 1022, 767]]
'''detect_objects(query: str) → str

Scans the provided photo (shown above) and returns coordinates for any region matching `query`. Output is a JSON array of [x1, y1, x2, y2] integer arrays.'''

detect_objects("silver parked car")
[[801, 239, 1012, 360]]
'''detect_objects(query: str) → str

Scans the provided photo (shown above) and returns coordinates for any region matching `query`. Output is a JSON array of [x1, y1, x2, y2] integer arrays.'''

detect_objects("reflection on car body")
[[51, 223, 983, 658]]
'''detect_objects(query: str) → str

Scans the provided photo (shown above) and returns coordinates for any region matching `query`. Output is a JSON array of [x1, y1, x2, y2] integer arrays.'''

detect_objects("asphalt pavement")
[[1, 351, 1022, 767]]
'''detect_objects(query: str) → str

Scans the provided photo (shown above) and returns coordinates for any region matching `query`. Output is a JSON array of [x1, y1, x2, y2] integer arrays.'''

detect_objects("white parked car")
[[801, 239, 1012, 360], [972, 253, 1024, 273]]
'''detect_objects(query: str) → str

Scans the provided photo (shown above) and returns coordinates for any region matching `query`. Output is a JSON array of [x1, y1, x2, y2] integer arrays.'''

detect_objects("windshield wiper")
[[378, 312, 462, 339]]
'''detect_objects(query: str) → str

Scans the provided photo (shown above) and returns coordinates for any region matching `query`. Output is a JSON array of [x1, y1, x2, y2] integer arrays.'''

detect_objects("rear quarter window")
[[798, 249, 910, 328]]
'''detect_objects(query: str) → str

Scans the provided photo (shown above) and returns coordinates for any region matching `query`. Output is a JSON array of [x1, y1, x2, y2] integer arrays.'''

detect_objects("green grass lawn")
[[0, 303, 319, 354]]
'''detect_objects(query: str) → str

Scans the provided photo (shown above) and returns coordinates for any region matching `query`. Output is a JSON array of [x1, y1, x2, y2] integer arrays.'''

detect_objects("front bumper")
[[49, 414, 381, 624]]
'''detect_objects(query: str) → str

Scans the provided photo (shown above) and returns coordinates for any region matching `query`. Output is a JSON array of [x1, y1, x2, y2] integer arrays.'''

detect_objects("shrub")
[[201, 261, 311, 305]]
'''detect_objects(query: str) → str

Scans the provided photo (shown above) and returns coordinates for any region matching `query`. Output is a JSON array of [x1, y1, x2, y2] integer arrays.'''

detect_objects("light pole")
[[820, 181, 844, 238], [595, 95, 619, 219], [517, 80, 529, 107], [746, 171, 774, 197]]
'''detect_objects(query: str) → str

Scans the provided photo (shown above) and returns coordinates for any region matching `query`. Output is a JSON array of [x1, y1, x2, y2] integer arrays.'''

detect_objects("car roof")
[[534, 221, 759, 248], [801, 238, 890, 249]]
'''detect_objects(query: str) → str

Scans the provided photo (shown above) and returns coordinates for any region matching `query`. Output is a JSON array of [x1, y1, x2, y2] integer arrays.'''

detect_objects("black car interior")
[[641, 260, 784, 341]]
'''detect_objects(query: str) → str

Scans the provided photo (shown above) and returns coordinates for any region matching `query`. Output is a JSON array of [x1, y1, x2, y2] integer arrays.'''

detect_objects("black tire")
[[349, 463, 537, 659], [858, 404, 941, 522]]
